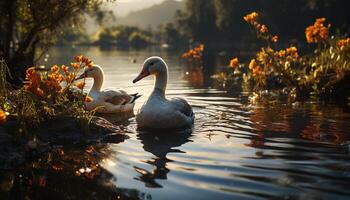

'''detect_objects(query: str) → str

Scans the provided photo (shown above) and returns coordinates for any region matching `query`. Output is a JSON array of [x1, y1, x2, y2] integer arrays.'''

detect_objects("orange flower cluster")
[[243, 12, 258, 24], [249, 59, 261, 76], [74, 55, 94, 68], [244, 12, 278, 43], [271, 36, 278, 43], [0, 109, 6, 124], [229, 57, 239, 69], [249, 46, 298, 76], [285, 46, 299, 60], [337, 38, 350, 51], [256, 47, 274, 67], [182, 44, 205, 61], [24, 55, 93, 98], [305, 18, 331, 43], [227, 45, 299, 79]]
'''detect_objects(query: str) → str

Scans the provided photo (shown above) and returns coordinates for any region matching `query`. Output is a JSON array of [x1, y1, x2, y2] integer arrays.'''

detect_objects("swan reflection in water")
[[134, 129, 193, 188]]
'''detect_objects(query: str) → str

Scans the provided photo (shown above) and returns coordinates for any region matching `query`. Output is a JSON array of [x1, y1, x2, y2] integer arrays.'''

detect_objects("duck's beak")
[[133, 70, 150, 83]]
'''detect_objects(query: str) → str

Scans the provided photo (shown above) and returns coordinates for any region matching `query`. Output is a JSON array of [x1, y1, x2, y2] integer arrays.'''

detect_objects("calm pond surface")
[[2, 46, 350, 200]]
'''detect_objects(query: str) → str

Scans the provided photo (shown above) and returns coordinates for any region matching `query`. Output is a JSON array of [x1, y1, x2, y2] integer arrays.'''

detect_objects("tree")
[[0, 0, 112, 85], [177, 0, 350, 45], [176, 0, 218, 43]]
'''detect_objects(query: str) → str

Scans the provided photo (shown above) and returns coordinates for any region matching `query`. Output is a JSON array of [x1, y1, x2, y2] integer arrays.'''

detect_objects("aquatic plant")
[[182, 44, 205, 68], [243, 12, 279, 46], [213, 12, 350, 102], [0, 55, 94, 131]]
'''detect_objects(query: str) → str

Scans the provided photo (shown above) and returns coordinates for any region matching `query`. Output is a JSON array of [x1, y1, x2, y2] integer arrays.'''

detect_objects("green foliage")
[[0, 0, 112, 85], [128, 32, 150, 47], [97, 26, 151, 47], [57, 27, 91, 46]]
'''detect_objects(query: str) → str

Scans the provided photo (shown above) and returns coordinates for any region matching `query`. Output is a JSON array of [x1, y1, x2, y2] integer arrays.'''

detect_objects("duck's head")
[[133, 56, 167, 83], [76, 65, 104, 80]]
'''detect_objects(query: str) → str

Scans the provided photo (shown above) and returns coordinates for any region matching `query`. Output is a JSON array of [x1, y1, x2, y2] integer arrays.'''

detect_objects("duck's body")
[[133, 57, 194, 130], [77, 65, 140, 113]]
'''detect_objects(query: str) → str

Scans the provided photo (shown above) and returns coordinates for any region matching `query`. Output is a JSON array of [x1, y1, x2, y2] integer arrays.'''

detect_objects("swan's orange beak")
[[133, 70, 150, 83]]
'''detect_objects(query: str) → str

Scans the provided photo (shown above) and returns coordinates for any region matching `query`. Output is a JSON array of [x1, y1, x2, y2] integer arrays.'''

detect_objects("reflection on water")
[[1, 46, 350, 200], [135, 130, 192, 188]]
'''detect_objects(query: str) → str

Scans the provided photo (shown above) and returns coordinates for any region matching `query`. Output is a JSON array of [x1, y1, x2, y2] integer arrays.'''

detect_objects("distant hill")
[[110, 0, 165, 17], [115, 0, 185, 29]]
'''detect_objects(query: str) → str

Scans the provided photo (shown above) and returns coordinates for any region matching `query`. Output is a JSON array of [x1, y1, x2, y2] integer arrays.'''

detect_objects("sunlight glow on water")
[[36, 46, 350, 200]]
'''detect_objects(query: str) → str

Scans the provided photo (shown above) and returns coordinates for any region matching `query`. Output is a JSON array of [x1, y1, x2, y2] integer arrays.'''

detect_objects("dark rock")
[[0, 115, 128, 170], [37, 116, 127, 144]]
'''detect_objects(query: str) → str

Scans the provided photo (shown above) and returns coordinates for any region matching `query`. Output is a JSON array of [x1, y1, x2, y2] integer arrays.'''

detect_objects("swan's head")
[[133, 56, 167, 83], [76, 65, 104, 80]]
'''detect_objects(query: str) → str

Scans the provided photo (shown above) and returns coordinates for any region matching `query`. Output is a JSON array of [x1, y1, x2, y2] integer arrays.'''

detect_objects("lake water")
[[2, 46, 350, 200]]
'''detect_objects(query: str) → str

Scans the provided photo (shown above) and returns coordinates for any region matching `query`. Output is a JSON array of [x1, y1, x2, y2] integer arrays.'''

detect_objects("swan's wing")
[[170, 97, 193, 117], [101, 89, 132, 105]]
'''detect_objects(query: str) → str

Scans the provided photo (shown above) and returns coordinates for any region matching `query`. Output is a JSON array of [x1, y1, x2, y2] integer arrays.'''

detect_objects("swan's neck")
[[90, 73, 104, 94], [154, 68, 168, 96]]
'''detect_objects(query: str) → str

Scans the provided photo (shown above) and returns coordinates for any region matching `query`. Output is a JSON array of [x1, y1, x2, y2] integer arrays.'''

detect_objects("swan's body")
[[76, 65, 140, 113], [133, 57, 194, 130]]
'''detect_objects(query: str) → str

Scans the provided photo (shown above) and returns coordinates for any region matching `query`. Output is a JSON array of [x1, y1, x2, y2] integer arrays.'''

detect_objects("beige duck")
[[76, 65, 140, 113]]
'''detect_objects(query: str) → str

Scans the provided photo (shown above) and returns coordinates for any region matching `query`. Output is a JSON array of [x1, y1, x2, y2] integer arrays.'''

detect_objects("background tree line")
[[176, 0, 350, 46]]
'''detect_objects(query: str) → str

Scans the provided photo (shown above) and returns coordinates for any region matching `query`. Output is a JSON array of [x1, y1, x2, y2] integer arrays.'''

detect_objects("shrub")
[[213, 12, 350, 102], [182, 44, 205, 68], [0, 56, 95, 131]]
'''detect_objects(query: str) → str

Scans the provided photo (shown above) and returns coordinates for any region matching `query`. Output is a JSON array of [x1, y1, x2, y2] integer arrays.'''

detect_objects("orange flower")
[[278, 50, 286, 58], [259, 25, 268, 33], [71, 62, 80, 71], [248, 59, 261, 76], [85, 96, 93, 103], [229, 57, 239, 69], [75, 82, 85, 90], [271, 35, 278, 43], [61, 65, 69, 73], [244, 12, 258, 24], [82, 56, 89, 63], [182, 44, 204, 63], [252, 66, 260, 76], [199, 44, 205, 51], [51, 65, 59, 73], [337, 38, 350, 51], [74, 55, 83, 62], [49, 71, 63, 81], [249, 59, 258, 70], [286, 46, 299, 59], [85, 60, 94, 68], [65, 73, 75, 84], [305, 18, 330, 43], [0, 109, 6, 124]]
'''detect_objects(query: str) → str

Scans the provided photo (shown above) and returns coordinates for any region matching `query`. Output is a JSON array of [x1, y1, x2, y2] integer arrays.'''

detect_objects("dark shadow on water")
[[0, 143, 148, 200], [134, 129, 193, 188]]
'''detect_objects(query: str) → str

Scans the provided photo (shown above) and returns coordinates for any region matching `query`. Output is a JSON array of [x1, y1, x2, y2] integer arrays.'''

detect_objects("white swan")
[[76, 65, 140, 113], [132, 56, 194, 130]]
